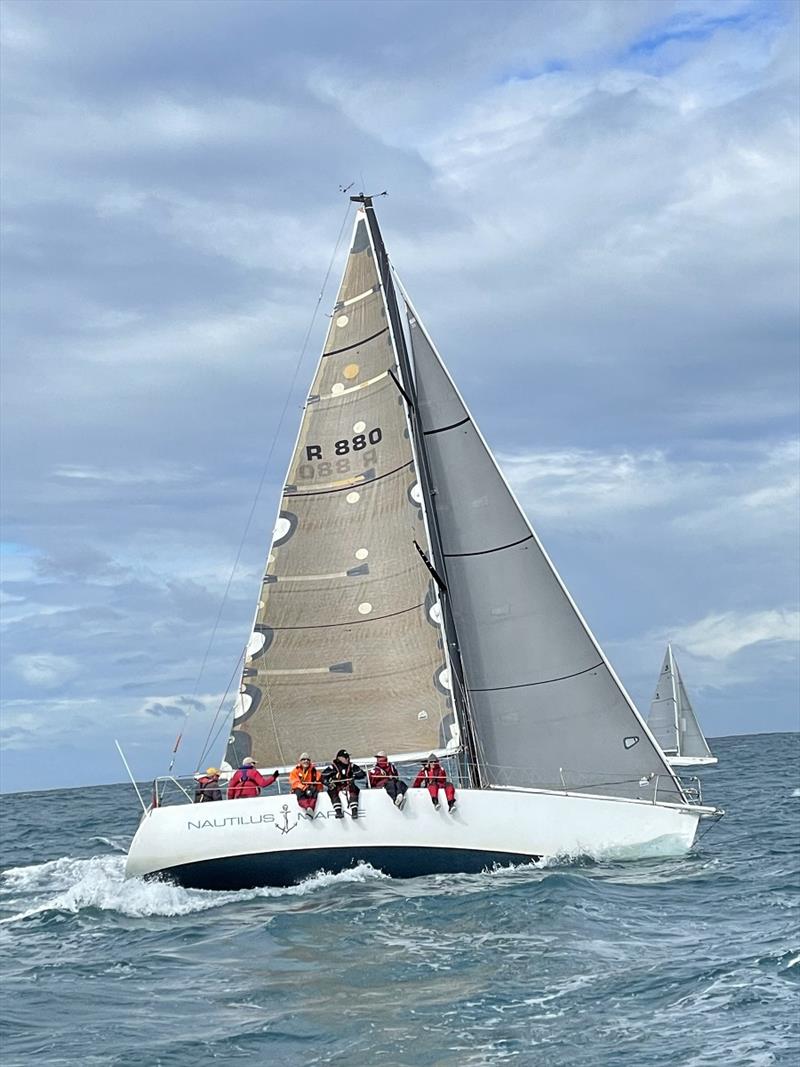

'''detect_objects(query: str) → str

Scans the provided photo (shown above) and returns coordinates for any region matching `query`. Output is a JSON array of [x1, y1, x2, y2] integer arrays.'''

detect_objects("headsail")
[[224, 210, 454, 770], [401, 292, 686, 804], [649, 645, 713, 760]]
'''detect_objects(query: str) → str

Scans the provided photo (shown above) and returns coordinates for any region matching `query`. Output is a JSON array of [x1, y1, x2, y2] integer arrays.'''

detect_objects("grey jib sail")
[[402, 296, 686, 804], [648, 645, 712, 759], [224, 212, 454, 770]]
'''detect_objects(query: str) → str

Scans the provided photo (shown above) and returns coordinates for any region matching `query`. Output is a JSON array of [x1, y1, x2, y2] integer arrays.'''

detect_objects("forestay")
[[223, 212, 454, 770], [403, 299, 686, 804]]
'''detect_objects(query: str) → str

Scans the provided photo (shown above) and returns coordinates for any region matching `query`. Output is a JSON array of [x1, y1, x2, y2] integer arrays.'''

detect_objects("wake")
[[0, 853, 388, 924]]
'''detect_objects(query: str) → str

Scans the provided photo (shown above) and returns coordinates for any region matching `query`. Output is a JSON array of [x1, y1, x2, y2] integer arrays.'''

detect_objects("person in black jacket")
[[321, 749, 366, 818], [194, 767, 223, 803]]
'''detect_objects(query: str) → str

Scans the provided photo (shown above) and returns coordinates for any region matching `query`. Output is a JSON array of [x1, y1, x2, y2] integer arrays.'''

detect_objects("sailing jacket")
[[369, 757, 402, 789], [194, 775, 222, 803], [412, 762, 449, 789], [227, 767, 278, 800], [289, 763, 323, 796], [321, 757, 366, 790]]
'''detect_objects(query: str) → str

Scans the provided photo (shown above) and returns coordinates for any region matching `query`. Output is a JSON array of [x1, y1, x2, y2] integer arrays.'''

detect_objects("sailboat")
[[125, 196, 720, 890], [646, 644, 718, 767]]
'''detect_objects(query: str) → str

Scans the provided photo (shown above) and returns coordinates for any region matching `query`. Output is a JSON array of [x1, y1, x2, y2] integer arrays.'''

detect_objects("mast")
[[353, 194, 483, 788], [668, 643, 681, 755]]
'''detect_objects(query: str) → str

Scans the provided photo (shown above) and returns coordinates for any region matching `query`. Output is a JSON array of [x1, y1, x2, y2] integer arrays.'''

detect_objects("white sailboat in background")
[[125, 196, 720, 890], [647, 644, 718, 767]]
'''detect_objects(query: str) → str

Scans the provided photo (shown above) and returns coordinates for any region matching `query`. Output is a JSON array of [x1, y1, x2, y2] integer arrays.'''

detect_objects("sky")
[[1, 0, 798, 793]]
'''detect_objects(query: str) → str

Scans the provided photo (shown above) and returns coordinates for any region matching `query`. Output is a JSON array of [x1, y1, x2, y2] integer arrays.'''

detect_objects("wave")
[[88, 835, 129, 853], [0, 855, 388, 923]]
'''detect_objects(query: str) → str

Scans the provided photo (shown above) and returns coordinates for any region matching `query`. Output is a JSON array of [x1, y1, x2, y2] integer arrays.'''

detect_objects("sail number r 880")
[[304, 428, 382, 461], [297, 428, 383, 481]]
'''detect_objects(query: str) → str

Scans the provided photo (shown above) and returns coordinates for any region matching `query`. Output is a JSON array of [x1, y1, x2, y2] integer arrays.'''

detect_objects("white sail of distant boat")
[[647, 644, 718, 767], [125, 197, 721, 890]]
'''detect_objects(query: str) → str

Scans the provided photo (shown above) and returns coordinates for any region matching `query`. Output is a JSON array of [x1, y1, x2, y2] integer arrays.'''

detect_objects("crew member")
[[321, 749, 366, 818], [289, 753, 323, 811], [194, 767, 222, 803], [412, 753, 456, 811], [227, 757, 279, 799], [369, 751, 408, 808]]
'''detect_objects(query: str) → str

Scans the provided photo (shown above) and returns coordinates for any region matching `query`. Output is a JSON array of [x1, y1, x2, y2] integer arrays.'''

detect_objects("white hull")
[[125, 787, 710, 890], [667, 755, 718, 767]]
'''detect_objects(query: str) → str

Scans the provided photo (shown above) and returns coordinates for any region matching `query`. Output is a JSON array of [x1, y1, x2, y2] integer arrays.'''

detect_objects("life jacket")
[[415, 763, 446, 788], [370, 759, 398, 787], [289, 764, 322, 792], [228, 768, 261, 799]]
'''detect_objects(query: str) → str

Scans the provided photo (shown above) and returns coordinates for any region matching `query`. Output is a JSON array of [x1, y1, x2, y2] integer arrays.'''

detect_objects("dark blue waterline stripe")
[[153, 845, 542, 890]]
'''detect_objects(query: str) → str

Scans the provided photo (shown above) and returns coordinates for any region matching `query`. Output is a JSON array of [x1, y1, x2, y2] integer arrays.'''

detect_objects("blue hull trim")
[[153, 846, 541, 890]]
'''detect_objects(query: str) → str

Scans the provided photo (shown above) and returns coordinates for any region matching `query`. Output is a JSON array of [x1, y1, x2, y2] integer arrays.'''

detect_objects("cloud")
[[662, 608, 800, 659], [142, 701, 186, 720], [9, 653, 80, 688], [502, 439, 799, 546], [51, 464, 201, 485]]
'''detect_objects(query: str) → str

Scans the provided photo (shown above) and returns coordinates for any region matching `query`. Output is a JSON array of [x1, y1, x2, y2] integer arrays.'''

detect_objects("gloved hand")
[[273, 770, 280, 778]]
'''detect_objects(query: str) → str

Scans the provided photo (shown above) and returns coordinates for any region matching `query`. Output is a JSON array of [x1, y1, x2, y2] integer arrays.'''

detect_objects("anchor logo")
[[275, 803, 298, 835]]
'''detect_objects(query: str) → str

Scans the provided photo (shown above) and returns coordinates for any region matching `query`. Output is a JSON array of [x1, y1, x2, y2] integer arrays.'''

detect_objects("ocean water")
[[0, 732, 798, 1066]]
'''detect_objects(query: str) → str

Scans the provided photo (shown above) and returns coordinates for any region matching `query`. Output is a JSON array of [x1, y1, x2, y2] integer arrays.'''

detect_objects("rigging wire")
[[165, 196, 355, 775], [195, 645, 245, 770]]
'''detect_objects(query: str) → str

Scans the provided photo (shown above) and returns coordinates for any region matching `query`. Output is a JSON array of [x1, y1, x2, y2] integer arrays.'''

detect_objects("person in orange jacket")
[[227, 757, 279, 799], [369, 751, 408, 808], [289, 753, 323, 811], [412, 754, 456, 811]]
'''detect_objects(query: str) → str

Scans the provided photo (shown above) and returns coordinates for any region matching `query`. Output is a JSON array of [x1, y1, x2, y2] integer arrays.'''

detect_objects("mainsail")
[[224, 210, 454, 770], [401, 291, 686, 804], [648, 645, 713, 760]]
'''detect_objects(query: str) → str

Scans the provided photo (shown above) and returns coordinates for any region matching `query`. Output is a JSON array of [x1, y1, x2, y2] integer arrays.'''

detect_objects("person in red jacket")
[[412, 754, 456, 811], [369, 751, 408, 808], [227, 757, 279, 799]]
